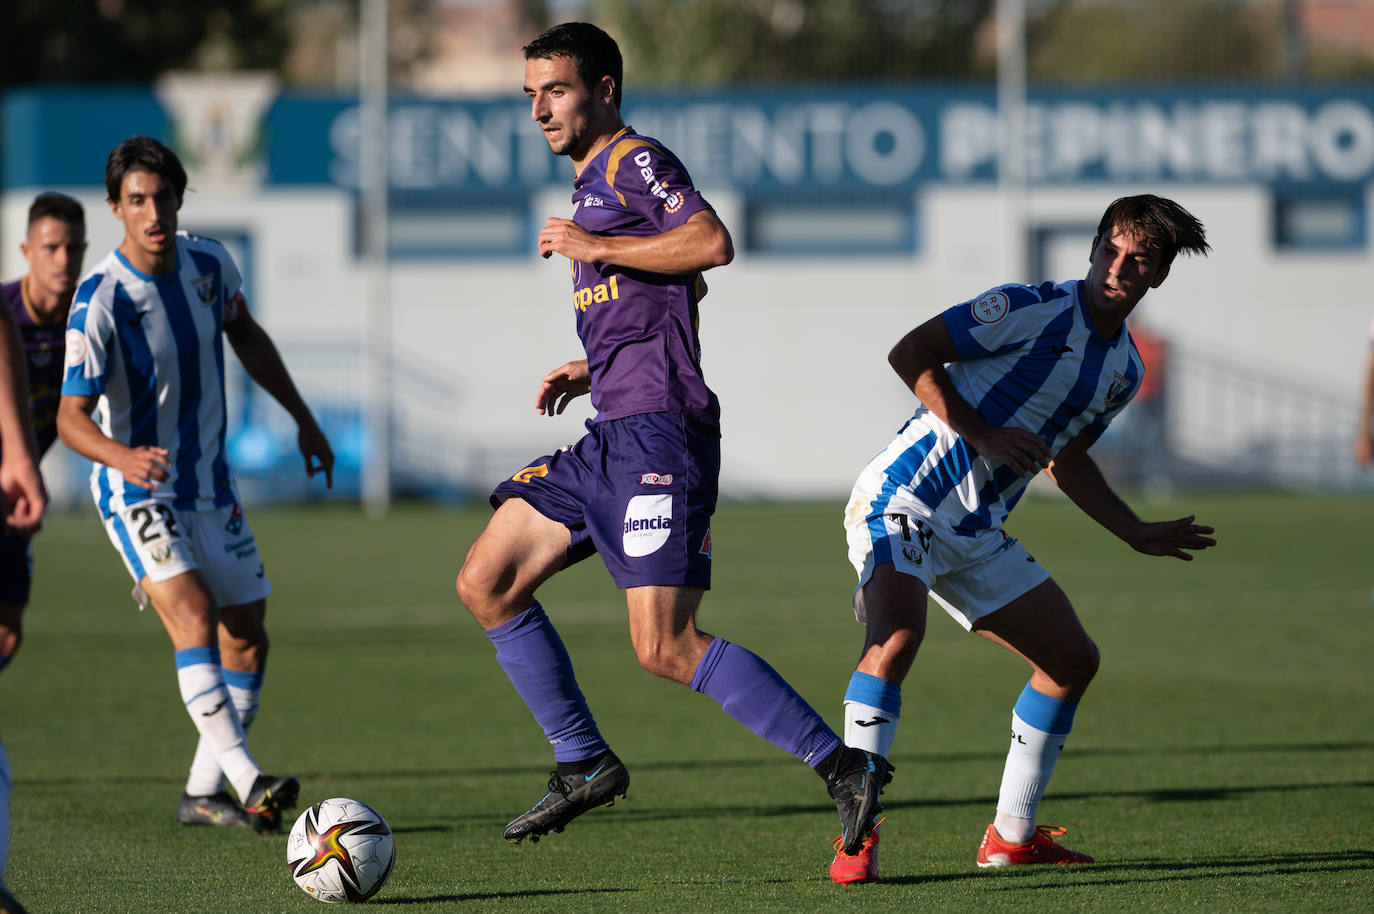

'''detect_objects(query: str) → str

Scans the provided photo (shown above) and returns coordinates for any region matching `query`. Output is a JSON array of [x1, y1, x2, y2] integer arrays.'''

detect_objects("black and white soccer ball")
[[287, 797, 396, 903]]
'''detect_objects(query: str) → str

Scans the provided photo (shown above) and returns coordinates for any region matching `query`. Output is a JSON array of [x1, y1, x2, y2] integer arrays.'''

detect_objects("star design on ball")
[[289, 810, 388, 884]]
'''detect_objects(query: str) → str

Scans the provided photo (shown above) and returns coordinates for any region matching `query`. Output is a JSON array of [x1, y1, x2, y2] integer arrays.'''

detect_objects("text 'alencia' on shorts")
[[843, 487, 1050, 630], [100, 498, 273, 609], [490, 412, 719, 590]]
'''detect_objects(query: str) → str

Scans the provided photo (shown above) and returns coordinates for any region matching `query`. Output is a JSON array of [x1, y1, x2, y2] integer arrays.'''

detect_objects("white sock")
[[842, 670, 902, 759], [174, 648, 260, 800], [994, 710, 1069, 843], [0, 738, 9, 884], [185, 668, 263, 796], [844, 700, 900, 758]]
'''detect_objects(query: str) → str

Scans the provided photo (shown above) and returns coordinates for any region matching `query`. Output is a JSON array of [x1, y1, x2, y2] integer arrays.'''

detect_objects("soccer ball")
[[287, 798, 396, 903]]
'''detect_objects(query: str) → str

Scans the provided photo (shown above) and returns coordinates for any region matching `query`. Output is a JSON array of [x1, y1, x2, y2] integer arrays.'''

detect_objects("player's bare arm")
[[224, 309, 334, 488], [538, 209, 733, 275], [0, 307, 47, 532], [535, 359, 590, 416], [889, 316, 1051, 477], [56, 393, 170, 490], [1047, 435, 1216, 560], [1355, 345, 1374, 468], [0, 452, 45, 535]]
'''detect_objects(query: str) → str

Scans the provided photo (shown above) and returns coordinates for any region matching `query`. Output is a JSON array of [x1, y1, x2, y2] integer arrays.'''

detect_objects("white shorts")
[[101, 499, 273, 609], [843, 487, 1049, 630]]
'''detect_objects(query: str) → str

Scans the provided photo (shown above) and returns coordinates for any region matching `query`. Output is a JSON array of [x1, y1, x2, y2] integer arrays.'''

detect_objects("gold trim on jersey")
[[603, 131, 663, 207], [18, 274, 68, 327]]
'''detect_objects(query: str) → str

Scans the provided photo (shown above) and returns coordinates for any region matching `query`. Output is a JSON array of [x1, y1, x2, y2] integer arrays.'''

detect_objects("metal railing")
[[1096, 341, 1371, 492]]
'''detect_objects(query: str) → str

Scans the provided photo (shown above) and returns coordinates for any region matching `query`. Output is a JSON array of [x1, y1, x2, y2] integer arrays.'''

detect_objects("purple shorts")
[[490, 412, 719, 589], [0, 531, 33, 606]]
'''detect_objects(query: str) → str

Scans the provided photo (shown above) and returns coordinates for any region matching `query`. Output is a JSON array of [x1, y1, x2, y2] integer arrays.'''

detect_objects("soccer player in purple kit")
[[455, 22, 890, 853], [0, 193, 72, 914], [0, 193, 85, 672]]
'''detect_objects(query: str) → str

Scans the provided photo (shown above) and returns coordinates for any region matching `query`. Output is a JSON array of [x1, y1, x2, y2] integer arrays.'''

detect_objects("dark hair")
[[27, 192, 84, 228], [523, 22, 623, 109], [104, 135, 187, 203], [1096, 194, 1210, 268]]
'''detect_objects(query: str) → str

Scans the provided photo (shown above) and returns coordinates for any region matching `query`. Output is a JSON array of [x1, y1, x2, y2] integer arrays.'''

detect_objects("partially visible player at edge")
[[1354, 315, 1374, 468], [829, 194, 1215, 885], [1, 193, 86, 671], [0, 192, 86, 914], [455, 22, 889, 854], [57, 136, 334, 833]]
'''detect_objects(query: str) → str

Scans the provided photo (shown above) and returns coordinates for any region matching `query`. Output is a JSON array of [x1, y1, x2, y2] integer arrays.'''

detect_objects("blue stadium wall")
[[3, 84, 1372, 498]]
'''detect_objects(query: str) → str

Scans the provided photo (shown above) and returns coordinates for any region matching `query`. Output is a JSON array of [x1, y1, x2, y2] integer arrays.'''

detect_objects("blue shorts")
[[0, 531, 33, 606], [490, 412, 719, 589]]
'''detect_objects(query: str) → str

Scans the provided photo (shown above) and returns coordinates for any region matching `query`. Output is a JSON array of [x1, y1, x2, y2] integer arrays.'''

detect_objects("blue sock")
[[486, 602, 607, 763], [843, 670, 902, 758], [690, 637, 841, 768]]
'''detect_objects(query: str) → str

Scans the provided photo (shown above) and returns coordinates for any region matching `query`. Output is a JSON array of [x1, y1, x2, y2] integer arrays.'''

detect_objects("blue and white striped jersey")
[[62, 232, 246, 517], [857, 279, 1144, 536]]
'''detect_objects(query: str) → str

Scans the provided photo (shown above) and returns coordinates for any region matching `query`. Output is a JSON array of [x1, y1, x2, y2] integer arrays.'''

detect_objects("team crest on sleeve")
[[971, 291, 1010, 324], [65, 329, 88, 366], [192, 274, 217, 304]]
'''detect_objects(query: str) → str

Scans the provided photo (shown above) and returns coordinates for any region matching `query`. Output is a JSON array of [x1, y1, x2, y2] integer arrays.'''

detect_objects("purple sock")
[[486, 602, 607, 763], [690, 637, 841, 768]]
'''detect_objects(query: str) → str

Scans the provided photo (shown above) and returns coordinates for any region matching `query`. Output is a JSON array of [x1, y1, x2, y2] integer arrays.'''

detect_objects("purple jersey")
[[570, 127, 720, 429], [1, 278, 66, 458]]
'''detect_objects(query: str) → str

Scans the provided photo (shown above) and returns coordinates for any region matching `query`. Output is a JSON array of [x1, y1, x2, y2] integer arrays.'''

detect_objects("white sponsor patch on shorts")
[[623, 493, 673, 557]]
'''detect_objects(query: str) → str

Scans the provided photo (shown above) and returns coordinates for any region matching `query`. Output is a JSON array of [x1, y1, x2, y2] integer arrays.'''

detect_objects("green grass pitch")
[[5, 493, 1372, 912]]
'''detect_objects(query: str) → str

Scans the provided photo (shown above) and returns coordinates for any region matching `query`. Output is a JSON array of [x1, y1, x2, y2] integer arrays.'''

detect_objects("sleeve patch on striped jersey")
[[971, 291, 1009, 324], [65, 329, 89, 366]]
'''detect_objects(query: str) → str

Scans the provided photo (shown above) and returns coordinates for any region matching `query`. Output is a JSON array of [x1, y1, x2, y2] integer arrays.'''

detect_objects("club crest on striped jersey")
[[1105, 370, 1132, 408], [192, 274, 217, 305], [971, 291, 1009, 324]]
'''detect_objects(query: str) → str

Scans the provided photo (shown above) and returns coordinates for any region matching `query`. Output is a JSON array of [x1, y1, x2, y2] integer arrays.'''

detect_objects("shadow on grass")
[[369, 887, 632, 905], [21, 738, 1373, 795], [352, 776, 1374, 833], [878, 849, 1374, 888], [881, 778, 1374, 812]]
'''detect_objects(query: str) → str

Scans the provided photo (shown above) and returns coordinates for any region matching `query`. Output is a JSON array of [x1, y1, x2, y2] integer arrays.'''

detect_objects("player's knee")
[[1066, 638, 1100, 691], [0, 624, 21, 670], [232, 633, 269, 669], [454, 562, 488, 613], [632, 640, 690, 684], [454, 561, 513, 629]]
